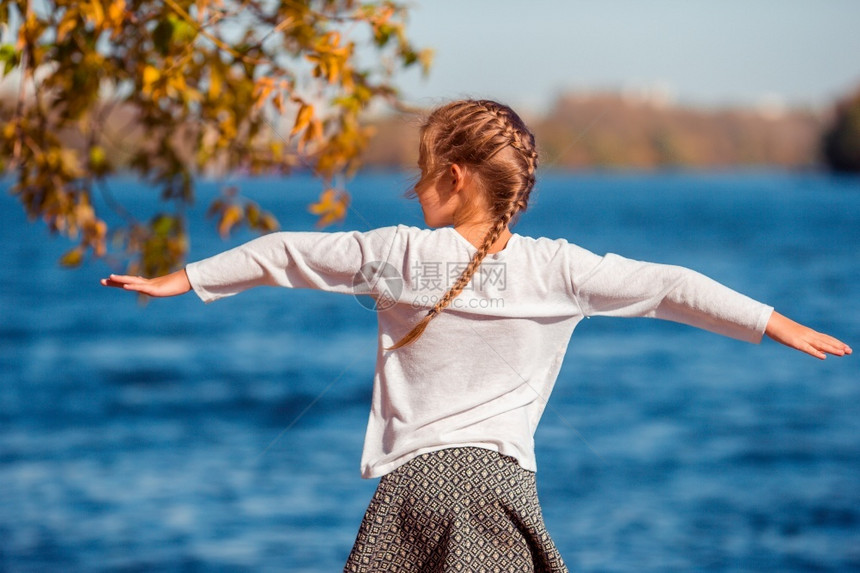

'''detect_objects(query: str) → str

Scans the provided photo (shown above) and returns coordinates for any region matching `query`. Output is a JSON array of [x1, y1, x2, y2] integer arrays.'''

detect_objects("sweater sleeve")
[[184, 226, 399, 303], [570, 249, 774, 343]]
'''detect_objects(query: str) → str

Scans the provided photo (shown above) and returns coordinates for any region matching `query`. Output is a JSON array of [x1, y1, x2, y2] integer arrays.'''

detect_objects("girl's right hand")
[[100, 269, 192, 298]]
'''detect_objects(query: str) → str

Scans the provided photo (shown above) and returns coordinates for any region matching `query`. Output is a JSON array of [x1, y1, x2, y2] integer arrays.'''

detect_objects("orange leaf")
[[57, 11, 79, 43], [253, 77, 275, 111], [260, 213, 279, 232], [218, 204, 243, 237], [107, 0, 126, 28], [308, 188, 349, 227], [60, 246, 85, 267], [291, 103, 314, 136], [299, 118, 324, 151], [272, 92, 284, 114], [142, 65, 160, 96]]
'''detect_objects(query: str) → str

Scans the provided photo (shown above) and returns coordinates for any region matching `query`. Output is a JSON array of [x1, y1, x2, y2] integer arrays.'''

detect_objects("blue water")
[[1, 171, 858, 572]]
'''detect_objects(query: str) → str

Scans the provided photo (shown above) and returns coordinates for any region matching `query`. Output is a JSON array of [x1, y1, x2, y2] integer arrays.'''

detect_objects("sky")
[[392, 0, 860, 115], [2, 1, 858, 117]]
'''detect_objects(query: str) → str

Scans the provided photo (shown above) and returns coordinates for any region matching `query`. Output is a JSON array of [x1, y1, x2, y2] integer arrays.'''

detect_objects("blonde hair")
[[387, 99, 538, 350]]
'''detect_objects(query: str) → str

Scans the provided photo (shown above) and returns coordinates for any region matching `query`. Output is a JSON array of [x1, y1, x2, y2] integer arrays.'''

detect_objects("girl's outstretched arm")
[[101, 270, 191, 298], [765, 311, 852, 360]]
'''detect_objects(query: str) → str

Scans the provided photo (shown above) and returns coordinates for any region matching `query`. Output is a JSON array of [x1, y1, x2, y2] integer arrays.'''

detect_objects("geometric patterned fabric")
[[345, 447, 569, 572]]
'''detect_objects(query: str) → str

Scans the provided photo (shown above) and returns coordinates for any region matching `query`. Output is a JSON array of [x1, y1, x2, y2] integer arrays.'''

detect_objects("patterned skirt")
[[344, 447, 569, 572]]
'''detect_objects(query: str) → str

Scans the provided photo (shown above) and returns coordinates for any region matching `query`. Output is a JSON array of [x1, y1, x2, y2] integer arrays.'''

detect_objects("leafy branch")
[[0, 0, 432, 275]]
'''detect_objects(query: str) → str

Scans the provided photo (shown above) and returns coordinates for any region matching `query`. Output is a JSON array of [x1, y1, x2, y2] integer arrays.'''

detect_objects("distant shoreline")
[[363, 91, 826, 171], [0, 89, 831, 174]]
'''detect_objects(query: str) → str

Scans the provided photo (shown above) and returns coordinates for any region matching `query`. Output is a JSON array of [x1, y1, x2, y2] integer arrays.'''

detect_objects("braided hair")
[[387, 100, 539, 350]]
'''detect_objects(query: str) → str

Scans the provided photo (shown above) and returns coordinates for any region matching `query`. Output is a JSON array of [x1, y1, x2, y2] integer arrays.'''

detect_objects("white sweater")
[[185, 224, 773, 478]]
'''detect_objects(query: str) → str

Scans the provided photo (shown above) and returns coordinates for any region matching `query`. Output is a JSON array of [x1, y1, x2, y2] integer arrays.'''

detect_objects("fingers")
[[100, 274, 150, 292], [800, 332, 852, 360], [101, 274, 133, 287], [809, 333, 852, 358], [804, 343, 828, 361]]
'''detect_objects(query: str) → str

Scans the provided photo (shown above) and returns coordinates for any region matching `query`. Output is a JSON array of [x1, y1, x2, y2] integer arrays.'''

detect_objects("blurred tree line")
[[0, 0, 431, 275], [362, 89, 859, 173], [822, 85, 860, 173]]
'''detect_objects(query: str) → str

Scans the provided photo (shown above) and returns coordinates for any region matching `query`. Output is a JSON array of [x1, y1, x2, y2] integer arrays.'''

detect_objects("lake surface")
[[1, 170, 858, 572]]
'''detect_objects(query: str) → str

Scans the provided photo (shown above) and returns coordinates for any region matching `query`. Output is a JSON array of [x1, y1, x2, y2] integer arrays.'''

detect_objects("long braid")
[[387, 100, 538, 350]]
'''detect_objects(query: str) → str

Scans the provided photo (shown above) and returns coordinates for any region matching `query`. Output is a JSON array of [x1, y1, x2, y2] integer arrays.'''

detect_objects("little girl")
[[103, 99, 851, 572]]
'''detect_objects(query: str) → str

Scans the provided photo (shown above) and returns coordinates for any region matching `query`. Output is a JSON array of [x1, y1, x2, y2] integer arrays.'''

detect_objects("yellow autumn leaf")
[[260, 213, 279, 232], [308, 188, 349, 227], [418, 48, 434, 76], [299, 118, 324, 151], [59, 148, 85, 178], [208, 67, 222, 100], [244, 202, 260, 226], [253, 77, 274, 111], [142, 65, 160, 95], [3, 121, 17, 140], [326, 55, 340, 84], [89, 145, 107, 170], [219, 114, 237, 141], [74, 199, 96, 224], [57, 11, 79, 43], [218, 204, 243, 237], [84, 0, 106, 29], [91, 220, 108, 256], [206, 198, 225, 218], [272, 92, 284, 114], [107, 0, 126, 28], [60, 246, 85, 267], [168, 73, 187, 93], [291, 103, 314, 136]]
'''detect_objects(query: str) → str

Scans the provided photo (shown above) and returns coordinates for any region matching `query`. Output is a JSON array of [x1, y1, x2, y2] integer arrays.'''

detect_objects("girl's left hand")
[[765, 311, 852, 360], [100, 269, 192, 298]]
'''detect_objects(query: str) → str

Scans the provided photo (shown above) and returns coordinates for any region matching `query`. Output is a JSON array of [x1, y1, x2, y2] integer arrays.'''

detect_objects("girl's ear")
[[449, 163, 467, 193]]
